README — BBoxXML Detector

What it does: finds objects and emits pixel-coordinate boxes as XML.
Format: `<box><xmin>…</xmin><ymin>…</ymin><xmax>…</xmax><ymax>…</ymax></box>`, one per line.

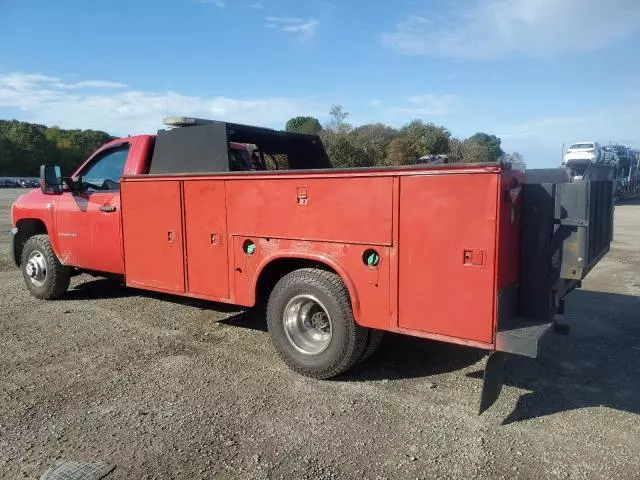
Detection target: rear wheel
<box><xmin>358</xmin><ymin>329</ymin><xmax>384</xmax><ymax>363</ymax></box>
<box><xmin>21</xmin><ymin>234</ymin><xmax>70</xmax><ymax>300</ymax></box>
<box><xmin>266</xmin><ymin>268</ymin><xmax>368</xmax><ymax>379</ymax></box>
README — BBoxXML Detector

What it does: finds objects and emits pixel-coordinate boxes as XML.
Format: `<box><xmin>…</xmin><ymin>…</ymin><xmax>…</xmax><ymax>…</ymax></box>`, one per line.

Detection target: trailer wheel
<box><xmin>358</xmin><ymin>329</ymin><xmax>384</xmax><ymax>363</ymax></box>
<box><xmin>267</xmin><ymin>268</ymin><xmax>368</xmax><ymax>379</ymax></box>
<box><xmin>20</xmin><ymin>234</ymin><xmax>70</xmax><ymax>300</ymax></box>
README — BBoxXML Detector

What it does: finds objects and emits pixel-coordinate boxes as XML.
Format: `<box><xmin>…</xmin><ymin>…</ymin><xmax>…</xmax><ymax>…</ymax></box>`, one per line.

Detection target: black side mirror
<box><xmin>40</xmin><ymin>164</ymin><xmax>63</xmax><ymax>195</ymax></box>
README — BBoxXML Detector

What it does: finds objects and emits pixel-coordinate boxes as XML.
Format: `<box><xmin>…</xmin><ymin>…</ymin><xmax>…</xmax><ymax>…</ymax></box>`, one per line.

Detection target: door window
<box><xmin>79</xmin><ymin>144</ymin><xmax>129</xmax><ymax>191</ymax></box>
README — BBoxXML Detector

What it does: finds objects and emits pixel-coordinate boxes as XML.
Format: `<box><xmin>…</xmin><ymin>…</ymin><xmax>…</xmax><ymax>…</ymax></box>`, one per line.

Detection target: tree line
<box><xmin>0</xmin><ymin>120</ymin><xmax>115</xmax><ymax>176</ymax></box>
<box><xmin>0</xmin><ymin>109</ymin><xmax>521</xmax><ymax>176</ymax></box>
<box><xmin>287</xmin><ymin>105</ymin><xmax>522</xmax><ymax>168</ymax></box>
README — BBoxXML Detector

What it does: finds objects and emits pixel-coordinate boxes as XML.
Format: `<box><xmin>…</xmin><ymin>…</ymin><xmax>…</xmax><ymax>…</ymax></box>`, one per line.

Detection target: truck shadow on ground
<box><xmin>65</xmin><ymin>280</ymin><xmax>640</xmax><ymax>420</ymax></box>
<box><xmin>64</xmin><ymin>278</ymin><xmax>244</xmax><ymax>313</ymax></box>
<box><xmin>471</xmin><ymin>289</ymin><xmax>640</xmax><ymax>424</ymax></box>
<box><xmin>64</xmin><ymin>279</ymin><xmax>484</xmax><ymax>381</ymax></box>
<box><xmin>341</xmin><ymin>336</ymin><xmax>484</xmax><ymax>382</ymax></box>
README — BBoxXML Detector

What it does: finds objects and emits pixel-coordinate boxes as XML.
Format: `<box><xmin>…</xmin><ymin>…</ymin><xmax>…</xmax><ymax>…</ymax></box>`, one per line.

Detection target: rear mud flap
<box><xmin>479</xmin><ymin>351</ymin><xmax>506</xmax><ymax>414</ymax></box>
<box><xmin>479</xmin><ymin>321</ymin><xmax>553</xmax><ymax>414</ymax></box>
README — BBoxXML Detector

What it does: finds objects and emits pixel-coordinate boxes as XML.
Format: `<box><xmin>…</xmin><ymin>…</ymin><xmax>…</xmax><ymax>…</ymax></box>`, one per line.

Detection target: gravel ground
<box><xmin>0</xmin><ymin>188</ymin><xmax>639</xmax><ymax>479</ymax></box>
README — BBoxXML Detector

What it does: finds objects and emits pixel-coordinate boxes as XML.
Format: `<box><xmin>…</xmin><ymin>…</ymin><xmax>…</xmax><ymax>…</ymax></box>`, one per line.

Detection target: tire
<box><xmin>21</xmin><ymin>234</ymin><xmax>70</xmax><ymax>300</ymax></box>
<box><xmin>266</xmin><ymin>268</ymin><xmax>368</xmax><ymax>379</ymax></box>
<box><xmin>358</xmin><ymin>329</ymin><xmax>384</xmax><ymax>363</ymax></box>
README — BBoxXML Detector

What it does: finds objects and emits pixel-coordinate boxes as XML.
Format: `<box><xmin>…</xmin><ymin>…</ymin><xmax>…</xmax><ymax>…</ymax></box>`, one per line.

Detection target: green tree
<box><xmin>448</xmin><ymin>137</ymin><xmax>464</xmax><ymax>163</ymax></box>
<box><xmin>401</xmin><ymin>120</ymin><xmax>451</xmax><ymax>156</ymax></box>
<box><xmin>0</xmin><ymin>120</ymin><xmax>52</xmax><ymax>176</ymax></box>
<box><xmin>324</xmin><ymin>133</ymin><xmax>371</xmax><ymax>168</ymax></box>
<box><xmin>327</xmin><ymin>105</ymin><xmax>352</xmax><ymax>134</ymax></box>
<box><xmin>466</xmin><ymin>132</ymin><xmax>503</xmax><ymax>162</ymax></box>
<box><xmin>462</xmin><ymin>139</ymin><xmax>490</xmax><ymax>163</ymax></box>
<box><xmin>285</xmin><ymin>116</ymin><xmax>322</xmax><ymax>135</ymax></box>
<box><xmin>350</xmin><ymin>123</ymin><xmax>399</xmax><ymax>166</ymax></box>
<box><xmin>0</xmin><ymin>119</ymin><xmax>114</xmax><ymax>176</ymax></box>
<box><xmin>386</xmin><ymin>137</ymin><xmax>416</xmax><ymax>166</ymax></box>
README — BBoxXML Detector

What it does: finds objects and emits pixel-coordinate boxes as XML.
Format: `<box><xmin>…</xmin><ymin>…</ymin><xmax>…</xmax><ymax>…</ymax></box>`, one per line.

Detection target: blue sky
<box><xmin>1</xmin><ymin>0</ymin><xmax>639</xmax><ymax>167</ymax></box>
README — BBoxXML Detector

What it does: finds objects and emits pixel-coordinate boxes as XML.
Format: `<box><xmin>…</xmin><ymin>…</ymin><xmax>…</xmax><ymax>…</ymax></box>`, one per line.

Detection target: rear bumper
<box><xmin>495</xmin><ymin>320</ymin><xmax>552</xmax><ymax>358</ymax></box>
<box><xmin>10</xmin><ymin>227</ymin><xmax>19</xmax><ymax>267</ymax></box>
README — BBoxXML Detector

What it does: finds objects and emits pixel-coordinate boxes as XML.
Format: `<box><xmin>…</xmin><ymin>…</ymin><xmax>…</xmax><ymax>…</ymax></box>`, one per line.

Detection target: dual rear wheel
<box><xmin>266</xmin><ymin>268</ymin><xmax>383</xmax><ymax>379</ymax></box>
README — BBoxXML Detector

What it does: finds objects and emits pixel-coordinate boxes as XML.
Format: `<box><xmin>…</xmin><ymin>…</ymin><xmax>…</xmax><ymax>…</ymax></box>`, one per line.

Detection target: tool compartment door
<box><xmin>183</xmin><ymin>180</ymin><xmax>230</xmax><ymax>299</ymax></box>
<box><xmin>121</xmin><ymin>180</ymin><xmax>185</xmax><ymax>292</ymax></box>
<box><xmin>398</xmin><ymin>174</ymin><xmax>498</xmax><ymax>343</ymax></box>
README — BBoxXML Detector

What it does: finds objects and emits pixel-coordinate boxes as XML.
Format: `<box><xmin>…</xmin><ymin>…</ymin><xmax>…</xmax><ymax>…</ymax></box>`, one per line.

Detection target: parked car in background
<box><xmin>563</xmin><ymin>141</ymin><xmax>602</xmax><ymax>164</ymax></box>
<box><xmin>20</xmin><ymin>178</ymin><xmax>39</xmax><ymax>188</ymax></box>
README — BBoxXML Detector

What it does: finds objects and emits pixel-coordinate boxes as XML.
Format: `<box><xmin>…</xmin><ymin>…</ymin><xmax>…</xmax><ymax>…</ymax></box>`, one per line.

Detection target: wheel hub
<box><xmin>283</xmin><ymin>294</ymin><xmax>333</xmax><ymax>355</ymax></box>
<box><xmin>25</xmin><ymin>251</ymin><xmax>47</xmax><ymax>287</ymax></box>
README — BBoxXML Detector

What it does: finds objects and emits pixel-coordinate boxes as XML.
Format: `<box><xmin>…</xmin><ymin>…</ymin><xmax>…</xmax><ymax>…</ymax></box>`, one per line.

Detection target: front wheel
<box><xmin>21</xmin><ymin>234</ymin><xmax>70</xmax><ymax>300</ymax></box>
<box><xmin>266</xmin><ymin>268</ymin><xmax>368</xmax><ymax>379</ymax></box>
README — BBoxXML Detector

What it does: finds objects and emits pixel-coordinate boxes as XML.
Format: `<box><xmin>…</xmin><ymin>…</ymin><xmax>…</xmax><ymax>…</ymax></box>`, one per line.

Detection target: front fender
<box><xmin>11</xmin><ymin>190</ymin><xmax>60</xmax><ymax>262</ymax></box>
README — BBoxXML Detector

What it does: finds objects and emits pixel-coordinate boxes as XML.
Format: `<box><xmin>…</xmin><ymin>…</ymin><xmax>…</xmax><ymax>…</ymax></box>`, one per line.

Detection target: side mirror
<box><xmin>40</xmin><ymin>164</ymin><xmax>63</xmax><ymax>195</ymax></box>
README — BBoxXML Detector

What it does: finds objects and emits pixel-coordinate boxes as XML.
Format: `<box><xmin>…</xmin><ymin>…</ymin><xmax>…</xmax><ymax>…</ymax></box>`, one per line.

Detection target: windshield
<box><xmin>569</xmin><ymin>143</ymin><xmax>594</xmax><ymax>150</ymax></box>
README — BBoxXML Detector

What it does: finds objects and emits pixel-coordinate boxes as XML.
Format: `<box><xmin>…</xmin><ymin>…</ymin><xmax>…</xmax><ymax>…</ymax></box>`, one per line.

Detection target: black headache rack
<box><xmin>148</xmin><ymin>118</ymin><xmax>331</xmax><ymax>175</ymax></box>
<box><xmin>480</xmin><ymin>164</ymin><xmax>615</xmax><ymax>414</ymax></box>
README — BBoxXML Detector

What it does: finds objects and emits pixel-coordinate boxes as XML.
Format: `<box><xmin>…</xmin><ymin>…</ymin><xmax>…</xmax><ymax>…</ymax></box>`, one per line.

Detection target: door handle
<box><xmin>99</xmin><ymin>204</ymin><xmax>116</xmax><ymax>213</ymax></box>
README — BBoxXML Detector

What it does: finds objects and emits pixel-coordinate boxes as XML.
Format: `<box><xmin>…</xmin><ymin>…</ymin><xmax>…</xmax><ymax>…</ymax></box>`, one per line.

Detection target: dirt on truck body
<box><xmin>10</xmin><ymin>116</ymin><xmax>615</xmax><ymax>413</ymax></box>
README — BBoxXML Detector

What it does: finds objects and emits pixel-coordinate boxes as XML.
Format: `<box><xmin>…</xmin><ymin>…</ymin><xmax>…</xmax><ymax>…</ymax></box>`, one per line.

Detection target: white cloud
<box><xmin>369</xmin><ymin>94</ymin><xmax>458</xmax><ymax>118</ymax></box>
<box><xmin>382</xmin><ymin>0</ymin><xmax>640</xmax><ymax>59</ymax></box>
<box><xmin>0</xmin><ymin>72</ymin><xmax>326</xmax><ymax>135</ymax></box>
<box><xmin>401</xmin><ymin>93</ymin><xmax>460</xmax><ymax>115</ymax></box>
<box><xmin>264</xmin><ymin>16</ymin><xmax>318</xmax><ymax>39</ymax></box>
<box><xmin>58</xmin><ymin>80</ymin><xmax>126</xmax><ymax>89</ymax></box>
<box><xmin>250</xmin><ymin>3</ymin><xmax>263</xmax><ymax>9</ymax></box>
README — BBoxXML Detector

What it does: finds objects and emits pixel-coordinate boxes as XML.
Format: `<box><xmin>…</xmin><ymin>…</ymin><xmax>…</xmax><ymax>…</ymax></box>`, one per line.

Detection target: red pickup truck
<box><xmin>11</xmin><ymin>117</ymin><xmax>615</xmax><ymax>412</ymax></box>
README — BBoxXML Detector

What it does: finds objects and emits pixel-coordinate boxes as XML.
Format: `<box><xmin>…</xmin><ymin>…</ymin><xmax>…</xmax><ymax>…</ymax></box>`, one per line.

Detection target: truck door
<box><xmin>55</xmin><ymin>143</ymin><xmax>130</xmax><ymax>274</ymax></box>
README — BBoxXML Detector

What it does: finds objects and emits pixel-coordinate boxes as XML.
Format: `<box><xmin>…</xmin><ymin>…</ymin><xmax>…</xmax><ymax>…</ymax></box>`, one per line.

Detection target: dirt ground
<box><xmin>0</xmin><ymin>188</ymin><xmax>639</xmax><ymax>480</ymax></box>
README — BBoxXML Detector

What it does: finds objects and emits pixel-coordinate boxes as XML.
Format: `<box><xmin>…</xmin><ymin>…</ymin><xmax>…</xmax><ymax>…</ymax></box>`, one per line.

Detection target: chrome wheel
<box><xmin>25</xmin><ymin>250</ymin><xmax>47</xmax><ymax>288</ymax></box>
<box><xmin>283</xmin><ymin>294</ymin><xmax>332</xmax><ymax>355</ymax></box>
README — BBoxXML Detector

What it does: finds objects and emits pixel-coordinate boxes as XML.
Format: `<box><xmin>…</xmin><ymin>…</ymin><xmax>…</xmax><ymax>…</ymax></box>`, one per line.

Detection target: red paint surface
<box><xmin>121</xmin><ymin>180</ymin><xmax>185</xmax><ymax>291</ymax></box>
<box><xmin>226</xmin><ymin>177</ymin><xmax>394</xmax><ymax>246</ymax></box>
<box><xmin>231</xmin><ymin>237</ymin><xmax>391</xmax><ymax>327</ymax></box>
<box><xmin>397</xmin><ymin>174</ymin><xmax>499</xmax><ymax>343</ymax></box>
<box><xmin>183</xmin><ymin>181</ymin><xmax>230</xmax><ymax>299</ymax></box>
<box><xmin>55</xmin><ymin>190</ymin><xmax>123</xmax><ymax>272</ymax></box>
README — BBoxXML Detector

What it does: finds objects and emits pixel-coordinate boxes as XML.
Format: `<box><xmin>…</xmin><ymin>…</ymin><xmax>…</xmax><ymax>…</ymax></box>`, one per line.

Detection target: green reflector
<box><xmin>367</xmin><ymin>252</ymin><xmax>379</xmax><ymax>266</ymax></box>
<box><xmin>246</xmin><ymin>243</ymin><xmax>256</xmax><ymax>255</ymax></box>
